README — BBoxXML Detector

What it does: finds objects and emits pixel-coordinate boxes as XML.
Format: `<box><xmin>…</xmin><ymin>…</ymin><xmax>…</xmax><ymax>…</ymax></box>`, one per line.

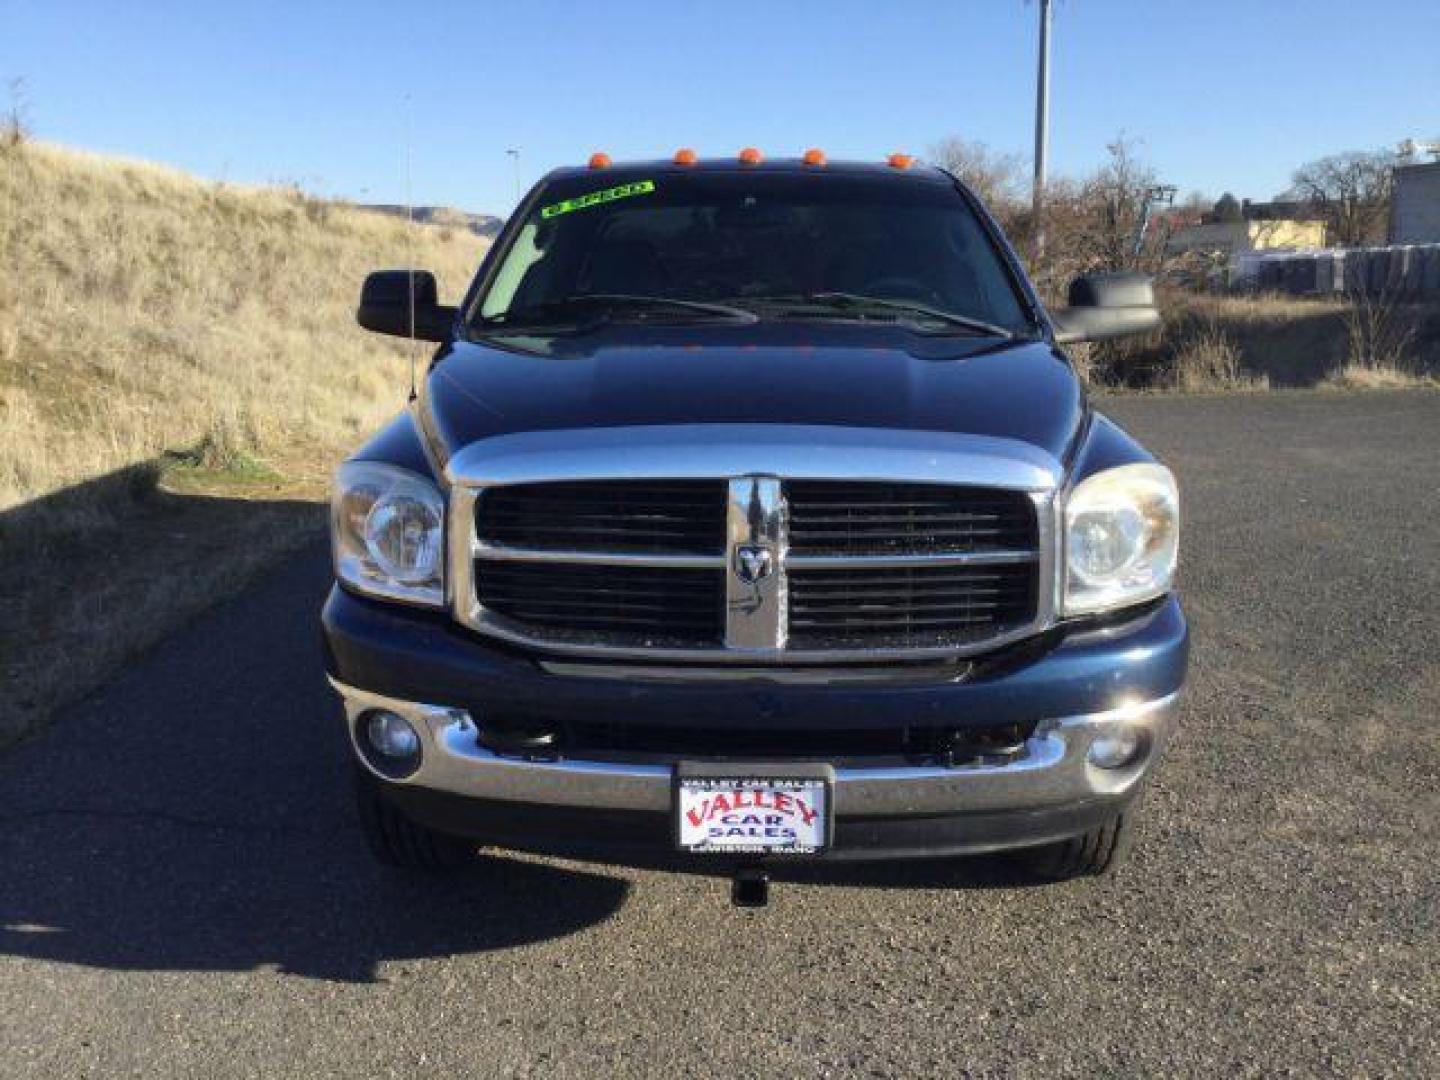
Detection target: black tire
<box><xmin>1021</xmin><ymin>809</ymin><xmax>1136</xmax><ymax>881</ymax></box>
<box><xmin>353</xmin><ymin>768</ymin><xmax>474</xmax><ymax>872</ymax></box>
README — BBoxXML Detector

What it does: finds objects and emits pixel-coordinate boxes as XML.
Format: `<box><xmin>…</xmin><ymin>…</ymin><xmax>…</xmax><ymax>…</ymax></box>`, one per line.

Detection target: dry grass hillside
<box><xmin>0</xmin><ymin>140</ymin><xmax>486</xmax><ymax>743</ymax></box>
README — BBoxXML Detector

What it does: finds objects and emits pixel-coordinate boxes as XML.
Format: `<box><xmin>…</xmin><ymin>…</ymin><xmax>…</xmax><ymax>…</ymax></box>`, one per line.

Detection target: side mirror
<box><xmin>356</xmin><ymin>270</ymin><xmax>457</xmax><ymax>342</ymax></box>
<box><xmin>1050</xmin><ymin>272</ymin><xmax>1161</xmax><ymax>344</ymax></box>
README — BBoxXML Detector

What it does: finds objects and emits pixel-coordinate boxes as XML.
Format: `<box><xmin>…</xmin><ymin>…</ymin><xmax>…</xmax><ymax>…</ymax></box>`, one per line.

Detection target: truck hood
<box><xmin>422</xmin><ymin>324</ymin><xmax>1085</xmax><ymax>465</ymax></box>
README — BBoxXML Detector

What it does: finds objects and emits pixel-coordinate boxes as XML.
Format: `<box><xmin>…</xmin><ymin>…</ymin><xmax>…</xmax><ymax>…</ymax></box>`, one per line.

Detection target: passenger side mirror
<box><xmin>1050</xmin><ymin>272</ymin><xmax>1161</xmax><ymax>344</ymax></box>
<box><xmin>356</xmin><ymin>270</ymin><xmax>457</xmax><ymax>342</ymax></box>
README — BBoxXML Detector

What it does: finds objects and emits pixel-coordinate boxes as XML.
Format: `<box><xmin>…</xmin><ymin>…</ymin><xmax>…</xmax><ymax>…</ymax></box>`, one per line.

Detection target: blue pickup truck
<box><xmin>323</xmin><ymin>150</ymin><xmax>1187</xmax><ymax>901</ymax></box>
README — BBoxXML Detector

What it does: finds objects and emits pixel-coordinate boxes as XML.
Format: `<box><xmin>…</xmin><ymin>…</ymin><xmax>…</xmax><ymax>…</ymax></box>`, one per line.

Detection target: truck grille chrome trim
<box><xmin>473</xmin><ymin>544</ymin><xmax>726</xmax><ymax>569</ymax></box>
<box><xmin>725</xmin><ymin>476</ymin><xmax>787</xmax><ymax>650</ymax></box>
<box><xmin>786</xmin><ymin>549</ymin><xmax>1039</xmax><ymax>569</ymax></box>
<box><xmin>446</xmin><ymin>425</ymin><xmax>1059</xmax><ymax>663</ymax></box>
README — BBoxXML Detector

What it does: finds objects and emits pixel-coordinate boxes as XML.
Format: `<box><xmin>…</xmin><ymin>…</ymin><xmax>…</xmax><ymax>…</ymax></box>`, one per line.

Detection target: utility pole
<box><xmin>1031</xmin><ymin>0</ymin><xmax>1052</xmax><ymax>266</ymax></box>
<box><xmin>506</xmin><ymin>148</ymin><xmax>522</xmax><ymax>201</ymax></box>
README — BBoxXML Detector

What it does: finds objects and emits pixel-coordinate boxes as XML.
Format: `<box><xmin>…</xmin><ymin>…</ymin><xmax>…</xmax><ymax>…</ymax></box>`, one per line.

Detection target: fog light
<box><xmin>357</xmin><ymin>709</ymin><xmax>422</xmax><ymax>779</ymax></box>
<box><xmin>1088</xmin><ymin>725</ymin><xmax>1144</xmax><ymax>770</ymax></box>
<box><xmin>366</xmin><ymin>710</ymin><xmax>420</xmax><ymax>758</ymax></box>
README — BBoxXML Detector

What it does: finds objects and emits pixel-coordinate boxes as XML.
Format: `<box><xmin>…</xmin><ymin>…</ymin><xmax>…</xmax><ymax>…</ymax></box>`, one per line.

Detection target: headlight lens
<box><xmin>331</xmin><ymin>462</ymin><xmax>445</xmax><ymax>606</ymax></box>
<box><xmin>1063</xmin><ymin>463</ymin><xmax>1178</xmax><ymax>616</ymax></box>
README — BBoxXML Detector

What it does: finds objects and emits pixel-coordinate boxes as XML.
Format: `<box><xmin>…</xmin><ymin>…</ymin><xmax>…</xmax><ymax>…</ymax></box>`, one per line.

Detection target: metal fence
<box><xmin>1231</xmin><ymin>244</ymin><xmax>1440</xmax><ymax>297</ymax></box>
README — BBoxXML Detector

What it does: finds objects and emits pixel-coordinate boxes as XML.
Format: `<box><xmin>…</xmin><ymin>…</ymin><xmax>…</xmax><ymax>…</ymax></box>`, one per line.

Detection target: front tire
<box><xmin>1021</xmin><ymin>809</ymin><xmax>1136</xmax><ymax>881</ymax></box>
<box><xmin>353</xmin><ymin>768</ymin><xmax>474</xmax><ymax>872</ymax></box>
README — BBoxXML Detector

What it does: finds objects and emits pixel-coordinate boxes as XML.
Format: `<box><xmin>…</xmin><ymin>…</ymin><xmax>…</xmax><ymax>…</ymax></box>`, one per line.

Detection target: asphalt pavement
<box><xmin>2</xmin><ymin>391</ymin><xmax>1437</xmax><ymax>1077</ymax></box>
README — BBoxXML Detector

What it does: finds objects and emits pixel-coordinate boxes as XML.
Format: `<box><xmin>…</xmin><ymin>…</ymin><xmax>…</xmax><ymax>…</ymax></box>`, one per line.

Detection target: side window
<box><xmin>481</xmin><ymin>219</ymin><xmax>547</xmax><ymax>318</ymax></box>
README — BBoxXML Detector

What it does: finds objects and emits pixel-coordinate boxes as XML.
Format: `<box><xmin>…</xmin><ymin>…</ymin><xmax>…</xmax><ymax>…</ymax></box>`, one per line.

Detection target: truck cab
<box><xmin>324</xmin><ymin>150</ymin><xmax>1186</xmax><ymax>893</ymax></box>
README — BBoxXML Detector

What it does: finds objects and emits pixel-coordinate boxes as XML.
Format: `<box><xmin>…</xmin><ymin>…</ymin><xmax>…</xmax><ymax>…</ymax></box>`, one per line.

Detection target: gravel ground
<box><xmin>1</xmin><ymin>391</ymin><xmax>1436</xmax><ymax>1078</ymax></box>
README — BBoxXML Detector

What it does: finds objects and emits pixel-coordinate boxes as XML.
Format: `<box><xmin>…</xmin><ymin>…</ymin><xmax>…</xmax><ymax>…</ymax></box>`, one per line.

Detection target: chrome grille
<box><xmin>480</xmin><ymin>480</ymin><xmax>725</xmax><ymax>555</ymax></box>
<box><xmin>461</xmin><ymin>473</ymin><xmax>1048</xmax><ymax>661</ymax></box>
<box><xmin>786</xmin><ymin>481</ymin><xmax>1036</xmax><ymax>555</ymax></box>
<box><xmin>788</xmin><ymin>564</ymin><xmax>1035</xmax><ymax>649</ymax></box>
<box><xmin>475</xmin><ymin>561</ymin><xmax>724</xmax><ymax>646</ymax></box>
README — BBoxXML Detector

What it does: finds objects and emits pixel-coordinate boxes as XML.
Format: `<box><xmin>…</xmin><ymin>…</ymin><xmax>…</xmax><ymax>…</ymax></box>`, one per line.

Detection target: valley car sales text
<box><xmin>685</xmin><ymin>788</ymin><xmax>820</xmax><ymax>845</ymax></box>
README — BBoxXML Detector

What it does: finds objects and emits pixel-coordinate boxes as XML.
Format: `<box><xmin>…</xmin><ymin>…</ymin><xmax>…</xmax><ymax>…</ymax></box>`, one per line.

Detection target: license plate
<box><xmin>675</xmin><ymin>775</ymin><xmax>830</xmax><ymax>855</ymax></box>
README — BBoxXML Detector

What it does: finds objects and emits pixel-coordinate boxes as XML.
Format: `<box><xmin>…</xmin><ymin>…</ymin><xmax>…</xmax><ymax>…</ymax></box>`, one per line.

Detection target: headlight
<box><xmin>331</xmin><ymin>462</ymin><xmax>445</xmax><ymax>607</ymax></box>
<box><xmin>1062</xmin><ymin>463</ymin><xmax>1178</xmax><ymax>616</ymax></box>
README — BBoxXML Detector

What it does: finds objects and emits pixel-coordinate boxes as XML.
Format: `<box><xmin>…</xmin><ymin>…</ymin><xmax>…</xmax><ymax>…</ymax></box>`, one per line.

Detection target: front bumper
<box><xmin>324</xmin><ymin>588</ymin><xmax>1188</xmax><ymax>862</ymax></box>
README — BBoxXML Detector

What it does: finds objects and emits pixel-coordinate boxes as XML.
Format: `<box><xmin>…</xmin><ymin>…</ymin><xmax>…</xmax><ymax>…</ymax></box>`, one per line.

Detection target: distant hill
<box><xmin>362</xmin><ymin>204</ymin><xmax>504</xmax><ymax>238</ymax></box>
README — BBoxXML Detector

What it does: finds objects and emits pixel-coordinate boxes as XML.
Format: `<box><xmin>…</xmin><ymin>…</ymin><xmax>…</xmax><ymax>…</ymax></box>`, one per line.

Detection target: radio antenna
<box><xmin>404</xmin><ymin>93</ymin><xmax>418</xmax><ymax>402</ymax></box>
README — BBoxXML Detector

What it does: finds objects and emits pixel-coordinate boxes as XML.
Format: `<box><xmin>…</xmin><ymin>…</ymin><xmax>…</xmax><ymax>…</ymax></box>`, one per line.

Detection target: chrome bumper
<box><xmin>331</xmin><ymin>678</ymin><xmax>1177</xmax><ymax>818</ymax></box>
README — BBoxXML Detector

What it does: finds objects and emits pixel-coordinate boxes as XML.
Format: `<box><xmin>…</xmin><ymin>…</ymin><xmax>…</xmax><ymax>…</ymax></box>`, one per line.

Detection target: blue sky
<box><xmin>4</xmin><ymin>0</ymin><xmax>1437</xmax><ymax>215</ymax></box>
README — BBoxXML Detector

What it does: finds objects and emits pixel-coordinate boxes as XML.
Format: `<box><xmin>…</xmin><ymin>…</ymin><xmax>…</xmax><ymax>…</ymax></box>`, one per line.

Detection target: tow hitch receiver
<box><xmin>731</xmin><ymin>867</ymin><xmax>770</xmax><ymax>908</ymax></box>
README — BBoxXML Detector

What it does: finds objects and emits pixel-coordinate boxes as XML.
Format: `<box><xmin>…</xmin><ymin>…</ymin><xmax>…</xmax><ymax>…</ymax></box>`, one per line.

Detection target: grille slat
<box><xmin>789</xmin><ymin>502</ymin><xmax>1018</xmax><ymax>512</ymax></box>
<box><xmin>793</xmin><ymin>598</ymin><xmax>1028</xmax><ymax>613</ymax></box>
<box><xmin>791</xmin><ymin>614</ymin><xmax>1000</xmax><ymax>628</ymax></box>
<box><xmin>792</xmin><ymin>514</ymin><xmax>1020</xmax><ymax>526</ymax></box>
<box><xmin>787</xmin><ymin>575</ymin><xmax>1023</xmax><ymax>590</ymax></box>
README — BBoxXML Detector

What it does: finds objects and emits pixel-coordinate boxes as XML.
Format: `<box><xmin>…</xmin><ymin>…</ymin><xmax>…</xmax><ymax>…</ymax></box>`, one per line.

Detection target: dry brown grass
<box><xmin>0</xmin><ymin>141</ymin><xmax>483</xmax><ymax>517</ymax></box>
<box><xmin>1164</xmin><ymin>311</ymin><xmax>1269</xmax><ymax>392</ymax></box>
<box><xmin>1316</xmin><ymin>289</ymin><xmax>1437</xmax><ymax>391</ymax></box>
<box><xmin>1332</xmin><ymin>288</ymin><xmax>1425</xmax><ymax>380</ymax></box>
<box><xmin>1094</xmin><ymin>289</ymin><xmax>1440</xmax><ymax>391</ymax></box>
<box><xmin>0</xmin><ymin>141</ymin><xmax>486</xmax><ymax>743</ymax></box>
<box><xmin>1321</xmin><ymin>365</ymin><xmax>1438</xmax><ymax>390</ymax></box>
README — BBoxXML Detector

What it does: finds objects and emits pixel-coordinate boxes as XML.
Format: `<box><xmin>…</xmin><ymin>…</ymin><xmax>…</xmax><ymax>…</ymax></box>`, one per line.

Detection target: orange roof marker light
<box><xmin>587</xmin><ymin>152</ymin><xmax>612</xmax><ymax>169</ymax></box>
<box><xmin>738</xmin><ymin>147</ymin><xmax>764</xmax><ymax>165</ymax></box>
<box><xmin>802</xmin><ymin>148</ymin><xmax>827</xmax><ymax>167</ymax></box>
<box><xmin>673</xmin><ymin>147</ymin><xmax>698</xmax><ymax>166</ymax></box>
<box><xmin>887</xmin><ymin>153</ymin><xmax>916</xmax><ymax>170</ymax></box>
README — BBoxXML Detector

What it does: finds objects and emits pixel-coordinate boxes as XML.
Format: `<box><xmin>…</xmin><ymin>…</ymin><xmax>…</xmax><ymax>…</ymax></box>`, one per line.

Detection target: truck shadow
<box><xmin>0</xmin><ymin>501</ymin><xmax>1031</xmax><ymax>985</ymax></box>
<box><xmin>0</xmin><ymin>518</ymin><xmax>635</xmax><ymax>983</ymax></box>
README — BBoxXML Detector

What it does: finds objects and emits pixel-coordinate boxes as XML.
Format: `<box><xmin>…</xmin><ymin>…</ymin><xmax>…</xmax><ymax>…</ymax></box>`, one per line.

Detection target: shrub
<box><xmin>1165</xmin><ymin>316</ymin><xmax>1267</xmax><ymax>391</ymax></box>
<box><xmin>1341</xmin><ymin>289</ymin><xmax>1415</xmax><ymax>374</ymax></box>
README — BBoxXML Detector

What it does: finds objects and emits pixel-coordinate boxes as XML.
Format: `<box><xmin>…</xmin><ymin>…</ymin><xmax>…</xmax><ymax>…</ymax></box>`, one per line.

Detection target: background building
<box><xmin>1389</xmin><ymin>162</ymin><xmax>1440</xmax><ymax>244</ymax></box>
<box><xmin>1167</xmin><ymin>218</ymin><xmax>1326</xmax><ymax>256</ymax></box>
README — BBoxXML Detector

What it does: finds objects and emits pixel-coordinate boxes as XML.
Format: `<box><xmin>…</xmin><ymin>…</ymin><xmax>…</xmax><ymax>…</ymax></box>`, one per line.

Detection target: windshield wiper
<box><xmin>743</xmin><ymin>292</ymin><xmax>1015</xmax><ymax>339</ymax></box>
<box><xmin>478</xmin><ymin>293</ymin><xmax>758</xmax><ymax>331</ymax></box>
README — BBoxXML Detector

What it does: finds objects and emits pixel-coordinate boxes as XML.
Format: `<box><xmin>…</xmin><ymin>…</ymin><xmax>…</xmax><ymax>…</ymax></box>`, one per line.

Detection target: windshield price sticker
<box><xmin>540</xmin><ymin>179</ymin><xmax>656</xmax><ymax>219</ymax></box>
<box><xmin>677</xmin><ymin>777</ymin><xmax>829</xmax><ymax>854</ymax></box>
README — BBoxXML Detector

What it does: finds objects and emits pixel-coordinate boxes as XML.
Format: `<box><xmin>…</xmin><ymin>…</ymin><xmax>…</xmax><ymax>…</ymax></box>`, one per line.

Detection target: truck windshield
<box><xmin>472</xmin><ymin>171</ymin><xmax>1032</xmax><ymax>336</ymax></box>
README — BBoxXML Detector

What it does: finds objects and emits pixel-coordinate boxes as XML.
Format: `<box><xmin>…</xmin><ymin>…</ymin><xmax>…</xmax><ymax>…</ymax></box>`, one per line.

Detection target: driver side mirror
<box><xmin>1050</xmin><ymin>272</ymin><xmax>1161</xmax><ymax>344</ymax></box>
<box><xmin>356</xmin><ymin>270</ymin><xmax>457</xmax><ymax>342</ymax></box>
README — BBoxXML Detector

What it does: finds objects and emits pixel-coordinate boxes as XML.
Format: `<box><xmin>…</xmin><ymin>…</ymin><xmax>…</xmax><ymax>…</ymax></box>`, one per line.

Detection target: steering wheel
<box><xmin>859</xmin><ymin>277</ymin><xmax>946</xmax><ymax>308</ymax></box>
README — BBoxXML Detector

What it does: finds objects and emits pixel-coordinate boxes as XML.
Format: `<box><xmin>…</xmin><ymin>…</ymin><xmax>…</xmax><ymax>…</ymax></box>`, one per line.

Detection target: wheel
<box><xmin>1021</xmin><ymin>809</ymin><xmax>1136</xmax><ymax>881</ymax></box>
<box><xmin>353</xmin><ymin>767</ymin><xmax>473</xmax><ymax>872</ymax></box>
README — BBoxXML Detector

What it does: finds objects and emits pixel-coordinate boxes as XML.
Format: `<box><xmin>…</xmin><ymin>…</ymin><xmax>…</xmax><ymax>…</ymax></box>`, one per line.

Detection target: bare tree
<box><xmin>1289</xmin><ymin>150</ymin><xmax>1394</xmax><ymax>247</ymax></box>
<box><xmin>1084</xmin><ymin>137</ymin><xmax>1160</xmax><ymax>271</ymax></box>
<box><xmin>1180</xmin><ymin>190</ymin><xmax>1211</xmax><ymax>216</ymax></box>
<box><xmin>927</xmin><ymin>137</ymin><xmax>1025</xmax><ymax>215</ymax></box>
<box><xmin>927</xmin><ymin>134</ymin><xmax>1185</xmax><ymax>301</ymax></box>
